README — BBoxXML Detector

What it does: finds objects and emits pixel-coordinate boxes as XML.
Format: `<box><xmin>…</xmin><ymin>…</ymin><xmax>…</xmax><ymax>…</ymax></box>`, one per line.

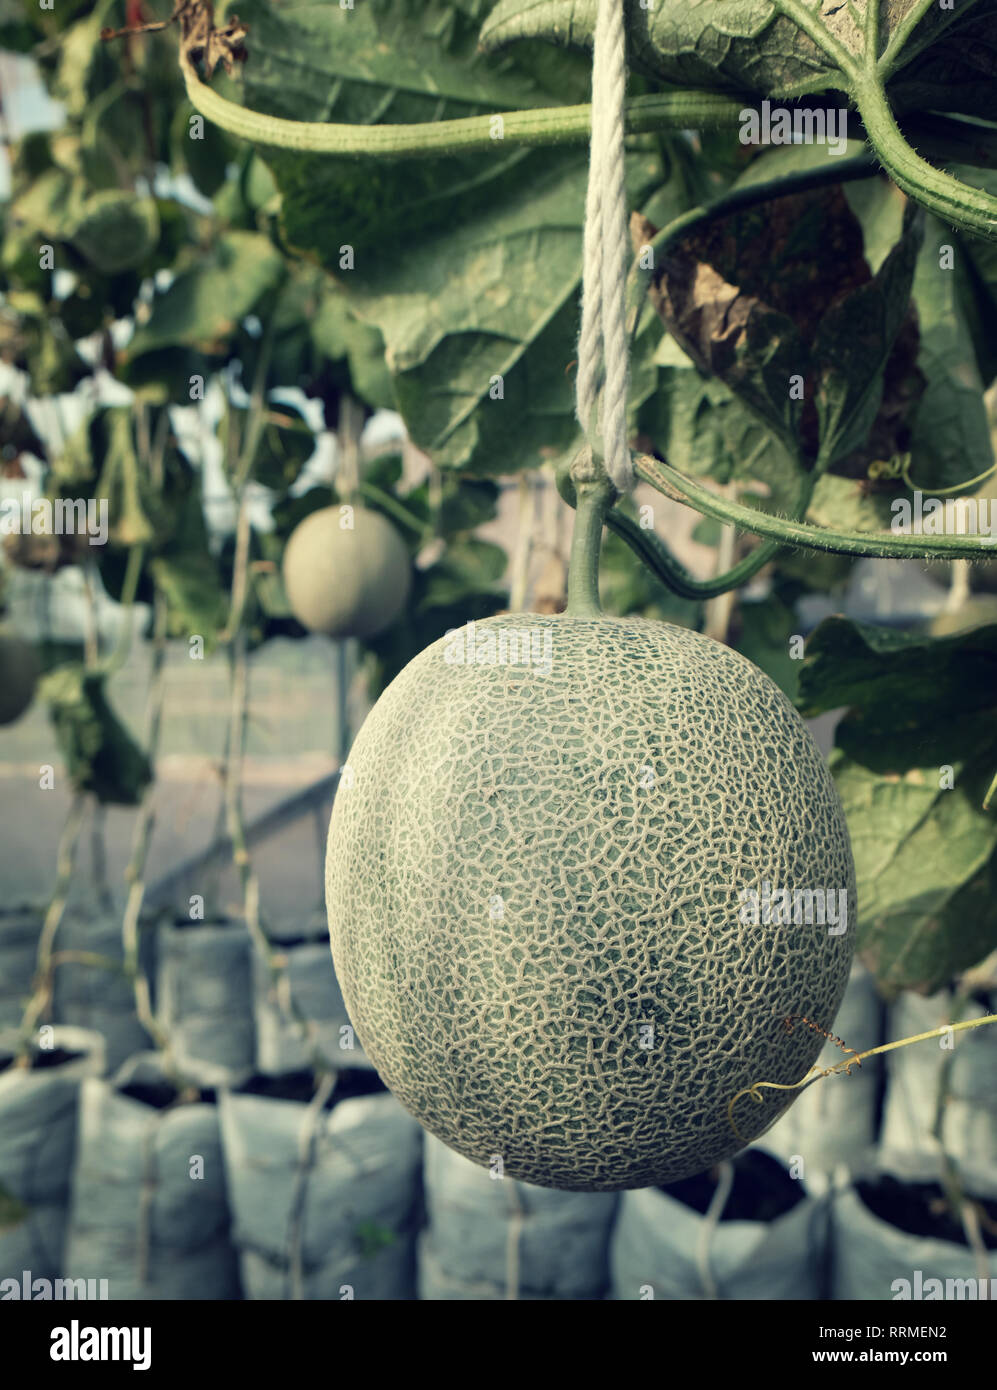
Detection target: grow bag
<box><xmin>831</xmin><ymin>1172</ymin><xmax>997</xmax><ymax>1300</ymax></box>
<box><xmin>63</xmin><ymin>1054</ymin><xmax>241</xmax><ymax>1299</ymax></box>
<box><xmin>52</xmin><ymin>914</ymin><xmax>151</xmax><ymax>1075</ymax></box>
<box><xmin>0</xmin><ymin>910</ymin><xmax>41</xmax><ymax>1031</ymax></box>
<box><xmin>219</xmin><ymin>1080</ymin><xmax>422</xmax><ymax>1300</ymax></box>
<box><xmin>253</xmin><ymin>940</ymin><xmax>372</xmax><ymax>1075</ymax></box>
<box><xmin>610</xmin><ymin>1151</ymin><xmax>827</xmax><ymax>1300</ymax></box>
<box><xmin>418</xmin><ymin>1133</ymin><xmax>618</xmax><ymax>1300</ymax></box>
<box><xmin>754</xmin><ymin>961</ymin><xmax>883</xmax><ymax>1187</ymax></box>
<box><xmin>881</xmin><ymin>989</ymin><xmax>997</xmax><ymax>1179</ymax></box>
<box><xmin>156</xmin><ymin>922</ymin><xmax>255</xmax><ymax>1087</ymax></box>
<box><xmin>0</xmin><ymin>1027</ymin><xmax>104</xmax><ymax>1286</ymax></box>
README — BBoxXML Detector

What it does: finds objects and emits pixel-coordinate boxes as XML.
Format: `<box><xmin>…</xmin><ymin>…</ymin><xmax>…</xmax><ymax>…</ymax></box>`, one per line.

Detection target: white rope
<box><xmin>575</xmin><ymin>0</ymin><xmax>632</xmax><ymax>493</ymax></box>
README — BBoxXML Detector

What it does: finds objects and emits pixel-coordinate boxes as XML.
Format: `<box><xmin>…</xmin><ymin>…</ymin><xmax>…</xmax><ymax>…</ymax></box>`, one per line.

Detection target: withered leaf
<box><xmin>635</xmin><ymin>186</ymin><xmax>924</xmax><ymax>469</ymax></box>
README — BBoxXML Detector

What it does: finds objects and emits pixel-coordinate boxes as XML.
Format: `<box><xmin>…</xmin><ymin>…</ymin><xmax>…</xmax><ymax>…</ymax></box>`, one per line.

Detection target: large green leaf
<box><xmin>348</xmin><ymin>153</ymin><xmax>587</xmax><ymax>474</ymax></box>
<box><xmin>845</xmin><ymin>179</ymin><xmax>995</xmax><ymax>489</ymax></box>
<box><xmin>201</xmin><ymin>0</ymin><xmax>659</xmax><ymax>474</ymax></box>
<box><xmin>40</xmin><ymin>665</ymin><xmax>152</xmax><ymax>806</ymax></box>
<box><xmin>799</xmin><ymin>617</ymin><xmax>997</xmax><ymax>994</ymax></box>
<box><xmin>217</xmin><ymin>401</ymin><xmax>316</xmax><ymax>493</ymax></box>
<box><xmin>481</xmin><ymin>0</ymin><xmax>997</xmax><ymax>115</ymax></box>
<box><xmin>634</xmin><ymin>334</ymin><xmax>804</xmax><ymax>511</ymax></box>
<box><xmin>125</xmin><ymin>230</ymin><xmax>285</xmax><ymax>361</ymax></box>
<box><xmin>218</xmin><ymin>0</ymin><xmax>590</xmax><ymax>265</ymax></box>
<box><xmin>812</xmin><ymin>201</ymin><xmax>924</xmax><ymax>468</ymax></box>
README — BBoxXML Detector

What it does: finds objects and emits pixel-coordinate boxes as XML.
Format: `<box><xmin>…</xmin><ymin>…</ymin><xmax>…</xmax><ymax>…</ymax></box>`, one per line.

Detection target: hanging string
<box><xmin>575</xmin><ymin>0</ymin><xmax>632</xmax><ymax>493</ymax></box>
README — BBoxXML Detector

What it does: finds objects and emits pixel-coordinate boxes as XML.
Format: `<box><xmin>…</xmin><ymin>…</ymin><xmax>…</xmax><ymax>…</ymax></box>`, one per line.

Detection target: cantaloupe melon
<box><xmin>0</xmin><ymin>630</ymin><xmax>39</xmax><ymax>726</ymax></box>
<box><xmin>325</xmin><ymin>613</ymin><xmax>856</xmax><ymax>1191</ymax></box>
<box><xmin>282</xmin><ymin>506</ymin><xmax>410</xmax><ymax>639</ymax></box>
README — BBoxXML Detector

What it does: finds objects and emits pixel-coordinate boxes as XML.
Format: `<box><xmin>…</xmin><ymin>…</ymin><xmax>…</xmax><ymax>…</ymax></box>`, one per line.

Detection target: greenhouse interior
<box><xmin>1</xmin><ymin>0</ymin><xmax>996</xmax><ymax>1333</ymax></box>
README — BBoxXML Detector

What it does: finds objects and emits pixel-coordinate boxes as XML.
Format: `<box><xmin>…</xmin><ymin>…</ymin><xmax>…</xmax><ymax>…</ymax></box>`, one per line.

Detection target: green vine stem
<box><xmin>930</xmin><ymin>989</ymin><xmax>992</xmax><ymax>1281</ymax></box>
<box><xmin>357</xmin><ymin>481</ymin><xmax>431</xmax><ymax>542</ymax></box>
<box><xmin>634</xmin><ymin>452</ymin><xmax>997</xmax><ymax>560</ymax></box>
<box><xmin>607</xmin><ymin>509</ymin><xmax>782</xmax><ymax>600</ymax></box>
<box><xmin>565</xmin><ymin>449</ymin><xmax>615</xmax><ymax>617</ymax></box>
<box><xmin>179</xmin><ymin>58</ymin><xmax>747</xmax><ymax>155</ymax></box>
<box><xmin>853</xmin><ymin>74</ymin><xmax>997</xmax><ymax>241</ymax></box>
<box><xmin>728</xmin><ymin>1011</ymin><xmax>997</xmax><ymax>1142</ymax></box>
<box><xmin>219</xmin><ymin>362</ymin><xmax>338</xmax><ymax>1081</ymax></box>
<box><xmin>605</xmin><ymin>458</ymin><xmax>819</xmax><ymax>599</ymax></box>
<box><xmin>17</xmin><ymin>792</ymin><xmax>88</xmax><ymax>1057</ymax></box>
<box><xmin>121</xmin><ymin>586</ymin><xmax>172</xmax><ymax>1056</ymax></box>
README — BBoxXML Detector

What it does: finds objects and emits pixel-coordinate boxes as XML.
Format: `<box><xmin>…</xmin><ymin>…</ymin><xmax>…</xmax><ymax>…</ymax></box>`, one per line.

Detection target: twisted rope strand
<box><xmin>576</xmin><ymin>0</ymin><xmax>632</xmax><ymax>492</ymax></box>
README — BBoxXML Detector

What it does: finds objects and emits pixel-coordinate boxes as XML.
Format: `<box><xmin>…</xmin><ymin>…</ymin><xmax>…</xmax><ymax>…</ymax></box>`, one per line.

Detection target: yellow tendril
<box><xmin>727</xmin><ymin>1012</ymin><xmax>997</xmax><ymax>1143</ymax></box>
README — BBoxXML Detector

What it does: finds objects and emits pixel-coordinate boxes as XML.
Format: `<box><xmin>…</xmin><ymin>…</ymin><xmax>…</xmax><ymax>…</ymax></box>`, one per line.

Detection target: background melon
<box><xmin>0</xmin><ymin>631</ymin><xmax>40</xmax><ymax>727</ymax></box>
<box><xmin>282</xmin><ymin>506</ymin><xmax>411</xmax><ymax>639</ymax></box>
<box><xmin>325</xmin><ymin>613</ymin><xmax>857</xmax><ymax>1192</ymax></box>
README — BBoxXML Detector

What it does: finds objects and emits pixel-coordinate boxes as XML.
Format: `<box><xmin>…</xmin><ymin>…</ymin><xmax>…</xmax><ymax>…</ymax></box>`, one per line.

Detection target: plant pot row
<box><xmin>2</xmin><ymin>1030</ymin><xmax>995</xmax><ymax>1301</ymax></box>
<box><xmin>0</xmin><ymin>911</ymin><xmax>370</xmax><ymax>1084</ymax></box>
<box><xmin>0</xmin><ymin>1032</ymin><xmax>421</xmax><ymax>1299</ymax></box>
<box><xmin>1</xmin><ymin>953</ymin><xmax>995</xmax><ymax>1300</ymax></box>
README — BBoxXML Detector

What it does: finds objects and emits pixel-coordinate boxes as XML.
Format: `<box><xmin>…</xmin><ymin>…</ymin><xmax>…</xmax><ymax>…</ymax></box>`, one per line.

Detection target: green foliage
<box><xmin>39</xmin><ymin>665</ymin><xmax>152</xmax><ymax>805</ymax></box>
<box><xmin>799</xmin><ymin>618</ymin><xmax>997</xmax><ymax>994</ymax></box>
<box><xmin>482</xmin><ymin>0</ymin><xmax>997</xmax><ymax>116</ymax></box>
<box><xmin>3</xmin><ymin>0</ymin><xmax>997</xmax><ymax>1007</ymax></box>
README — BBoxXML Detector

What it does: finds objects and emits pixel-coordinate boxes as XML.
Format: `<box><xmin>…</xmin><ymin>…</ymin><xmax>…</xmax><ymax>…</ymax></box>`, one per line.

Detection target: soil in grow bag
<box><xmin>855</xmin><ymin>1175</ymin><xmax>997</xmax><ymax>1250</ymax></box>
<box><xmin>663</xmin><ymin>1149</ymin><xmax>808</xmax><ymax>1221</ymax></box>
<box><xmin>236</xmin><ymin>1067</ymin><xmax>386</xmax><ymax>1107</ymax></box>
<box><xmin>610</xmin><ymin>1148</ymin><xmax>824</xmax><ymax>1300</ymax></box>
<box><xmin>0</xmin><ymin>1047</ymin><xmax>84</xmax><ymax>1074</ymax></box>
<box><xmin>831</xmin><ymin>1169</ymin><xmax>997</xmax><ymax>1299</ymax></box>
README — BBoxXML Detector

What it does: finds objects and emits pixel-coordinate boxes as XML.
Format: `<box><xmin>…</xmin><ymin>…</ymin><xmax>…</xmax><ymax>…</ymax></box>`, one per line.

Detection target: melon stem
<box><xmin>566</xmin><ymin>468</ymin><xmax>614</xmax><ymax>617</ymax></box>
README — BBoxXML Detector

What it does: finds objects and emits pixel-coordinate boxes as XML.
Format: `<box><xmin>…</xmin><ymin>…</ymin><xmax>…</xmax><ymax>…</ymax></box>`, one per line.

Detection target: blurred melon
<box><xmin>282</xmin><ymin>506</ymin><xmax>411</xmax><ymax>639</ymax></box>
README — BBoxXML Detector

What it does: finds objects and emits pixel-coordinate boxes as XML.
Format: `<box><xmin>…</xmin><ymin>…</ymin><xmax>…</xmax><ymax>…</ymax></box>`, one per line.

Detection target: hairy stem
<box><xmin>181</xmin><ymin>60</ymin><xmax>747</xmax><ymax>156</ymax></box>
<box><xmin>854</xmin><ymin>75</ymin><xmax>997</xmax><ymax>241</ymax></box>
<box><xmin>606</xmin><ymin>510</ymin><xmax>780</xmax><ymax>600</ymax></box>
<box><xmin>634</xmin><ymin>452</ymin><xmax>997</xmax><ymax>559</ymax></box>
<box><xmin>729</xmin><ymin>1012</ymin><xmax>997</xmax><ymax>1141</ymax></box>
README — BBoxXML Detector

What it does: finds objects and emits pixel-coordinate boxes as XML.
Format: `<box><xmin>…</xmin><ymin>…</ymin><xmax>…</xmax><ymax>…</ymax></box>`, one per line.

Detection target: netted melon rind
<box><xmin>325</xmin><ymin>614</ymin><xmax>856</xmax><ymax>1191</ymax></box>
<box><xmin>282</xmin><ymin>506</ymin><xmax>411</xmax><ymax>639</ymax></box>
